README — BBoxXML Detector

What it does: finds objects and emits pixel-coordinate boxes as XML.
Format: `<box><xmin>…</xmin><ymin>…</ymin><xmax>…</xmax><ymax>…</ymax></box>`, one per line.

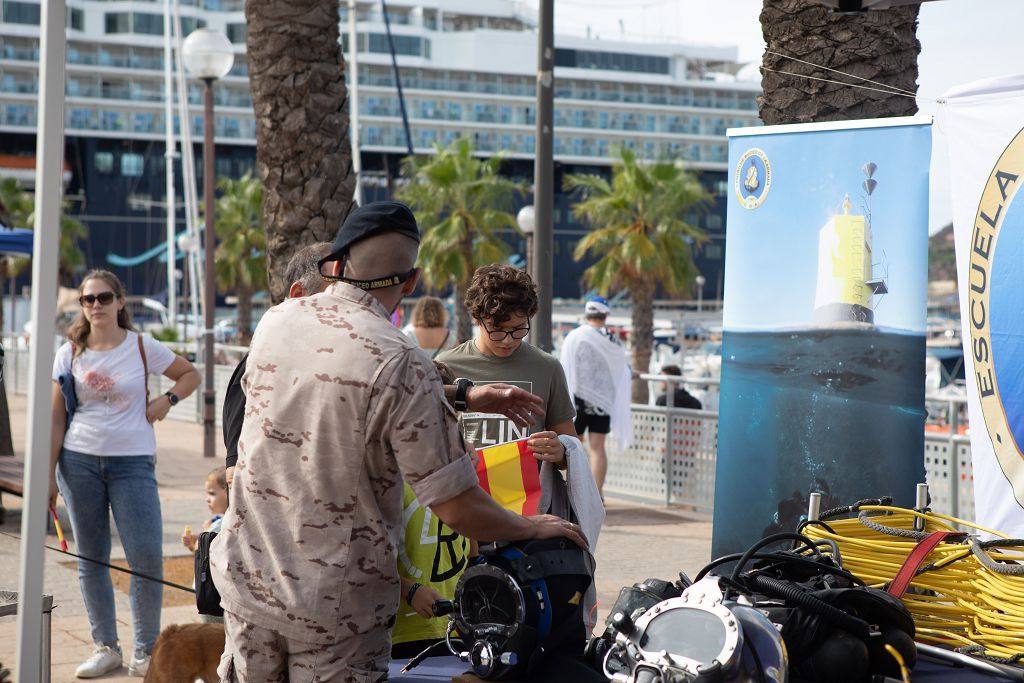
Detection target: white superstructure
<box><xmin>0</xmin><ymin>0</ymin><xmax>761</xmax><ymax>168</ymax></box>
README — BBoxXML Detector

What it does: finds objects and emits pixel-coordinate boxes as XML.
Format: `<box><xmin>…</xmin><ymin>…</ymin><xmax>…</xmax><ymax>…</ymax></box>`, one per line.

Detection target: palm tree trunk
<box><xmin>630</xmin><ymin>280</ymin><xmax>655</xmax><ymax>404</ymax></box>
<box><xmin>237</xmin><ymin>283</ymin><xmax>253</xmax><ymax>346</ymax></box>
<box><xmin>454</xmin><ymin>236</ymin><xmax>474</xmax><ymax>342</ymax></box>
<box><xmin>759</xmin><ymin>0</ymin><xmax>920</xmax><ymax>125</ymax></box>
<box><xmin>247</xmin><ymin>0</ymin><xmax>356</xmax><ymax>303</ymax></box>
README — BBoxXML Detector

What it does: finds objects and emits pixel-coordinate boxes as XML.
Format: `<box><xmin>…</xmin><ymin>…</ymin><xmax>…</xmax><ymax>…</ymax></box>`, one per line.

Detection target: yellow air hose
<box><xmin>801</xmin><ymin>504</ymin><xmax>1024</xmax><ymax>661</ymax></box>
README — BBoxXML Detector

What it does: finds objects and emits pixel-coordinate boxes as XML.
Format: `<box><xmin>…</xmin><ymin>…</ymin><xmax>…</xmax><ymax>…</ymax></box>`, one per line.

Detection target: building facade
<box><xmin>0</xmin><ymin>0</ymin><xmax>760</xmax><ymax>300</ymax></box>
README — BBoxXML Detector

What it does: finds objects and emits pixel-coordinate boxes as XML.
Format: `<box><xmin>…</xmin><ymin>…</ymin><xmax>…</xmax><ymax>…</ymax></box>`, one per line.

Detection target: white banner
<box><xmin>945</xmin><ymin>74</ymin><xmax>1024</xmax><ymax>536</ymax></box>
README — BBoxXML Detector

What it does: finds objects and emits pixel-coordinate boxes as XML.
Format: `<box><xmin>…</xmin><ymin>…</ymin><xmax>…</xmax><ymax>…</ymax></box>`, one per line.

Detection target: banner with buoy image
<box><xmin>713</xmin><ymin>117</ymin><xmax>932</xmax><ymax>557</ymax></box>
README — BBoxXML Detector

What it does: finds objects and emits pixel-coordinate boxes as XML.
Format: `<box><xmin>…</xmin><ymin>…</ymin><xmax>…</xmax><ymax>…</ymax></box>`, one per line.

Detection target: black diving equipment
<box><xmin>446</xmin><ymin>537</ymin><xmax>594</xmax><ymax>680</ymax></box>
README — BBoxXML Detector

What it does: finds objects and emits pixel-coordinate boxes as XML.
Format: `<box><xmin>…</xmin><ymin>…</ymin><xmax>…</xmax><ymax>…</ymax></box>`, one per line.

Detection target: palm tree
<box><xmin>566</xmin><ymin>148</ymin><xmax>710</xmax><ymax>402</ymax></box>
<box><xmin>396</xmin><ymin>139</ymin><xmax>526</xmax><ymax>341</ymax></box>
<box><xmin>759</xmin><ymin>1</ymin><xmax>920</xmax><ymax>125</ymax></box>
<box><xmin>245</xmin><ymin>0</ymin><xmax>356</xmax><ymax>302</ymax></box>
<box><xmin>212</xmin><ymin>172</ymin><xmax>265</xmax><ymax>346</ymax></box>
<box><xmin>0</xmin><ymin>177</ymin><xmax>87</xmax><ymax>456</ymax></box>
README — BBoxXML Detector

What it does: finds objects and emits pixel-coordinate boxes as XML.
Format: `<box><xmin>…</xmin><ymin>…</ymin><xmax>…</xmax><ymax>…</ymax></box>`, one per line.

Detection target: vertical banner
<box><xmin>712</xmin><ymin>118</ymin><xmax>931</xmax><ymax>557</ymax></box>
<box><xmin>945</xmin><ymin>76</ymin><xmax>1024</xmax><ymax>537</ymax></box>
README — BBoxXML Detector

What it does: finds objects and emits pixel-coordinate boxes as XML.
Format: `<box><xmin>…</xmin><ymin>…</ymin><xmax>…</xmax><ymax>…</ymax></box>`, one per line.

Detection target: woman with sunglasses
<box><xmin>48</xmin><ymin>269</ymin><xmax>200</xmax><ymax>679</ymax></box>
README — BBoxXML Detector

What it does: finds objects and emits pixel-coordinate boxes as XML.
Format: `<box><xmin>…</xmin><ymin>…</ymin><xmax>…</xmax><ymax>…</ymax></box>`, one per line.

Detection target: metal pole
<box><xmin>163</xmin><ymin>0</ymin><xmax>177</xmax><ymax>321</ymax></box>
<box><xmin>664</xmin><ymin>376</ymin><xmax>674</xmax><ymax>507</ymax></box>
<box><xmin>533</xmin><ymin>0</ymin><xmax>554</xmax><ymax>352</ymax></box>
<box><xmin>202</xmin><ymin>80</ymin><xmax>216</xmax><ymax>458</ymax></box>
<box><xmin>18</xmin><ymin>0</ymin><xmax>66</xmax><ymax>677</ymax></box>
<box><xmin>348</xmin><ymin>0</ymin><xmax>362</xmax><ymax>205</ymax></box>
<box><xmin>381</xmin><ymin>0</ymin><xmax>414</xmax><ymax>156</ymax></box>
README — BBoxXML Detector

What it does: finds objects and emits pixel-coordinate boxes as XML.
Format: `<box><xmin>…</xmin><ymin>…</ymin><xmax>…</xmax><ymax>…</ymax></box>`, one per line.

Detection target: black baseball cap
<box><xmin>319</xmin><ymin>201</ymin><xmax>422</xmax><ymax>289</ymax></box>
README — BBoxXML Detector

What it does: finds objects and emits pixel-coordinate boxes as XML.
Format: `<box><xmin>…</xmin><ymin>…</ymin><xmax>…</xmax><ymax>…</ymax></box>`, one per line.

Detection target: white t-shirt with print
<box><xmin>52</xmin><ymin>330</ymin><xmax>176</xmax><ymax>456</ymax></box>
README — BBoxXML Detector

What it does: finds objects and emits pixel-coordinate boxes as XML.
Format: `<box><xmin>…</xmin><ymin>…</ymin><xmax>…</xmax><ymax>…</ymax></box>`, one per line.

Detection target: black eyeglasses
<box><xmin>482</xmin><ymin>321</ymin><xmax>530</xmax><ymax>341</ymax></box>
<box><xmin>79</xmin><ymin>291</ymin><xmax>116</xmax><ymax>306</ymax></box>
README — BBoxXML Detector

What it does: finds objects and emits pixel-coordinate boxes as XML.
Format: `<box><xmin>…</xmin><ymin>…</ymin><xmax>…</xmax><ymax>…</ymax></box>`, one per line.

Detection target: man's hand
<box><xmin>409</xmin><ymin>585</ymin><xmax>445</xmax><ymax>619</ymax></box>
<box><xmin>225</xmin><ymin>466</ymin><xmax>235</xmax><ymax>488</ymax></box>
<box><xmin>527</xmin><ymin>514</ymin><xmax>589</xmax><ymax>550</ymax></box>
<box><xmin>48</xmin><ymin>477</ymin><xmax>59</xmax><ymax>509</ymax></box>
<box><xmin>465</xmin><ymin>383</ymin><xmax>544</xmax><ymax>428</ymax></box>
<box><xmin>526</xmin><ymin>431</ymin><xmax>566</xmax><ymax>466</ymax></box>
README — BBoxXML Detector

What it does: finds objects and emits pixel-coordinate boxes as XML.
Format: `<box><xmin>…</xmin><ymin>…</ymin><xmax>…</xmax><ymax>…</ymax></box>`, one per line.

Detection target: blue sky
<box><xmin>722</xmin><ymin>121</ymin><xmax>931</xmax><ymax>332</ymax></box>
<box><xmin>553</xmin><ymin>0</ymin><xmax>1024</xmax><ymax>235</ymax></box>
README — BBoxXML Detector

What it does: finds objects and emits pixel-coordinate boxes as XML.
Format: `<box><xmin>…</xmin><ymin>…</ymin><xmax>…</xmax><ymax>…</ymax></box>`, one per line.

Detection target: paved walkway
<box><xmin>0</xmin><ymin>392</ymin><xmax>713</xmax><ymax>681</ymax></box>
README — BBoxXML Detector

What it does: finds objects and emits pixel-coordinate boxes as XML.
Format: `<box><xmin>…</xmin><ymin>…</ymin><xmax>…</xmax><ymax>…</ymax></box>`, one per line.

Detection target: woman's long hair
<box><xmin>66</xmin><ymin>269</ymin><xmax>134</xmax><ymax>355</ymax></box>
<box><xmin>411</xmin><ymin>296</ymin><xmax>448</xmax><ymax>329</ymax></box>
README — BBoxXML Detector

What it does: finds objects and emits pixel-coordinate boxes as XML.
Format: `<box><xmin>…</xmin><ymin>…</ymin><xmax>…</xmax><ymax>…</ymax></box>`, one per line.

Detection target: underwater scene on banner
<box><xmin>712</xmin><ymin>122</ymin><xmax>931</xmax><ymax>557</ymax></box>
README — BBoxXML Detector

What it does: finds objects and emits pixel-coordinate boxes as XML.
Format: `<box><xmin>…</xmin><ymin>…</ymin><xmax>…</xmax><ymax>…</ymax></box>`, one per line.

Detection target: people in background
<box><xmin>559</xmin><ymin>296</ymin><xmax>633</xmax><ymax>496</ymax></box>
<box><xmin>405</xmin><ymin>296</ymin><xmax>454</xmax><ymax>358</ymax></box>
<box><xmin>655</xmin><ymin>364</ymin><xmax>703</xmax><ymax>410</ymax></box>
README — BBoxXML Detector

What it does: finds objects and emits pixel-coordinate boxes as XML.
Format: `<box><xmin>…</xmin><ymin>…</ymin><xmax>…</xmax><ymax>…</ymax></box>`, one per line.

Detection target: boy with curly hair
<box><xmin>437</xmin><ymin>264</ymin><xmax>577</xmax><ymax>466</ymax></box>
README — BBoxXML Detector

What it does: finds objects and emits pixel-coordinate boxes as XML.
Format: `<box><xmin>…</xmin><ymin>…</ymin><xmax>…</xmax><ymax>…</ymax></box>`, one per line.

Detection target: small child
<box><xmin>181</xmin><ymin>466</ymin><xmax>228</xmax><ymax>553</ymax></box>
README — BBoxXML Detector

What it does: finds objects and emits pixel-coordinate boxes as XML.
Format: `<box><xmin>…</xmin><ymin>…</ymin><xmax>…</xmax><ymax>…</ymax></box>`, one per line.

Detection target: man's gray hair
<box><xmin>284</xmin><ymin>242</ymin><xmax>332</xmax><ymax>295</ymax></box>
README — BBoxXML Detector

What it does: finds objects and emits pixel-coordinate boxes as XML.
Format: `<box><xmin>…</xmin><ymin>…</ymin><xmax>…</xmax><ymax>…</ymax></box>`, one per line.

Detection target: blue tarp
<box><xmin>0</xmin><ymin>227</ymin><xmax>33</xmax><ymax>255</ymax></box>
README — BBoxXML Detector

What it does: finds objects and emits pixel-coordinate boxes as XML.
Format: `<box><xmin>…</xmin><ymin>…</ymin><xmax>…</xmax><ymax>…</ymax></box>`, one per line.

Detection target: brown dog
<box><xmin>144</xmin><ymin>623</ymin><xmax>225</xmax><ymax>683</ymax></box>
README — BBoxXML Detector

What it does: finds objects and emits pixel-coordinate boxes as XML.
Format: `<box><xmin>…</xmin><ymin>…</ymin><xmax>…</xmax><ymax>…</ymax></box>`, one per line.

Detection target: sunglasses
<box><xmin>79</xmin><ymin>291</ymin><xmax>117</xmax><ymax>306</ymax></box>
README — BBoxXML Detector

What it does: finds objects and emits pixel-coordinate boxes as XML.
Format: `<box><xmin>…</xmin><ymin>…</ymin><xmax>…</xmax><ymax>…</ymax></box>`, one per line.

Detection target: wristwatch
<box><xmin>453</xmin><ymin>378</ymin><xmax>473</xmax><ymax>411</ymax></box>
<box><xmin>164</xmin><ymin>391</ymin><xmax>180</xmax><ymax>406</ymax></box>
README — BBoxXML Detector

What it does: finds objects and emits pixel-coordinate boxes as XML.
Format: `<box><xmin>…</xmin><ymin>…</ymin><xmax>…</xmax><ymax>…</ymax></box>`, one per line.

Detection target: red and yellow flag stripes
<box><xmin>475</xmin><ymin>438</ymin><xmax>541</xmax><ymax>516</ymax></box>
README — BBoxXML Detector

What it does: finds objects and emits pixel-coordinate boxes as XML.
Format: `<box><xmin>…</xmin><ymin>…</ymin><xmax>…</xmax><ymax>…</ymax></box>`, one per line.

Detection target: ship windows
<box><xmin>2</xmin><ymin>1</ymin><xmax>39</xmax><ymax>25</ymax></box>
<box><xmin>121</xmin><ymin>153</ymin><xmax>144</xmax><ymax>177</ymax></box>
<box><xmin>94</xmin><ymin>152</ymin><xmax>114</xmax><ymax>175</ymax></box>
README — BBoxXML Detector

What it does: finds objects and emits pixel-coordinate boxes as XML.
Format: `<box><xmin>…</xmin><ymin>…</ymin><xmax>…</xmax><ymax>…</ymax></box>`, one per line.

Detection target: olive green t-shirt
<box><xmin>437</xmin><ymin>340</ymin><xmax>577</xmax><ymax>450</ymax></box>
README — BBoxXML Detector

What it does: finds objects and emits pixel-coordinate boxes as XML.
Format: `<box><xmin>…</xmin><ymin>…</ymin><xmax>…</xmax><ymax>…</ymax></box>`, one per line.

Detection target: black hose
<box><xmin>746</xmin><ymin>574</ymin><xmax>869</xmax><ymax>640</ymax></box>
<box><xmin>729</xmin><ymin>532</ymin><xmax>823</xmax><ymax>583</ymax></box>
<box><xmin>694</xmin><ymin>551</ymin><xmax>863</xmax><ymax>586</ymax></box>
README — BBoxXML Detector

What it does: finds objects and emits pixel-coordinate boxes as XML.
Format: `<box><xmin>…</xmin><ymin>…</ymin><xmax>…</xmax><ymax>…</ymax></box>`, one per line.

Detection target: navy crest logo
<box><xmin>735</xmin><ymin>147</ymin><xmax>771</xmax><ymax>209</ymax></box>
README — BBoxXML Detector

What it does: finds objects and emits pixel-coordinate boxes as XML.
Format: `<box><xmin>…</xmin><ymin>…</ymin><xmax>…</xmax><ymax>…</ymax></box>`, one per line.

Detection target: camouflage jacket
<box><xmin>211</xmin><ymin>282</ymin><xmax>477</xmax><ymax>644</ymax></box>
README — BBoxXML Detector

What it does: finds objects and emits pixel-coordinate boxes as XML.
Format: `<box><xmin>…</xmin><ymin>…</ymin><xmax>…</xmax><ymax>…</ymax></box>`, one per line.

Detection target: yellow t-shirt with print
<box><xmin>392</xmin><ymin>483</ymin><xmax>469</xmax><ymax>645</ymax></box>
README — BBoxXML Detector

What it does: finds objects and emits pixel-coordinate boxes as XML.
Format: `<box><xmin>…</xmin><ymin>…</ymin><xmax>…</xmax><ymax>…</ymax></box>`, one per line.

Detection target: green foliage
<box><xmin>209</xmin><ymin>172</ymin><xmax>267</xmax><ymax>295</ymax></box>
<box><xmin>0</xmin><ymin>176</ymin><xmax>87</xmax><ymax>281</ymax></box>
<box><xmin>565</xmin><ymin>147</ymin><xmax>710</xmax><ymax>297</ymax></box>
<box><xmin>150</xmin><ymin>326</ymin><xmax>180</xmax><ymax>343</ymax></box>
<box><xmin>396</xmin><ymin>138</ymin><xmax>526</xmax><ymax>291</ymax></box>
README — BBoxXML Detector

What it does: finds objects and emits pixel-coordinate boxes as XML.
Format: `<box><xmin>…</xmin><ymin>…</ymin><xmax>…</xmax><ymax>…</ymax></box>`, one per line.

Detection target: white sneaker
<box><xmin>75</xmin><ymin>644</ymin><xmax>122</xmax><ymax>679</ymax></box>
<box><xmin>127</xmin><ymin>652</ymin><xmax>150</xmax><ymax>677</ymax></box>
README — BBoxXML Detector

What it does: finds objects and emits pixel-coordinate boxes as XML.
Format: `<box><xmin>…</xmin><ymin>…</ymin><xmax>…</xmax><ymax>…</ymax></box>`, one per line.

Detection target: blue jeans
<box><xmin>56</xmin><ymin>449</ymin><xmax>163</xmax><ymax>656</ymax></box>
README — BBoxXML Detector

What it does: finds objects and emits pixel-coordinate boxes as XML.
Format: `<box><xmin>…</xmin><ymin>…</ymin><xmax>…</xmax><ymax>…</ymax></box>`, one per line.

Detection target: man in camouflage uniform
<box><xmin>212</xmin><ymin>201</ymin><xmax>586</xmax><ymax>681</ymax></box>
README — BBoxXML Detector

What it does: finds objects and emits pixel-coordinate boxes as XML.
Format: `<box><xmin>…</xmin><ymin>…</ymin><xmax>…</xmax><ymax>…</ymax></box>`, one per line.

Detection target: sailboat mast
<box><xmin>163</xmin><ymin>0</ymin><xmax>177</xmax><ymax>321</ymax></box>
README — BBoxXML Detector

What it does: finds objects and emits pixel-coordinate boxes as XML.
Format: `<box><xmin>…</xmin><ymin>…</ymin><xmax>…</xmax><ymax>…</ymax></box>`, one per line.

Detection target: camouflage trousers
<box><xmin>218</xmin><ymin>610</ymin><xmax>390</xmax><ymax>682</ymax></box>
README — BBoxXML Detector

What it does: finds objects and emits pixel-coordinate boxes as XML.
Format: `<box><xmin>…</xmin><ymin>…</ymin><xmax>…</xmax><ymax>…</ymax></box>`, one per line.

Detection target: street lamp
<box><xmin>695</xmin><ymin>274</ymin><xmax>706</xmax><ymax>313</ymax></box>
<box><xmin>182</xmin><ymin>28</ymin><xmax>233</xmax><ymax>459</ymax></box>
<box><xmin>516</xmin><ymin>204</ymin><xmax>535</xmax><ymax>278</ymax></box>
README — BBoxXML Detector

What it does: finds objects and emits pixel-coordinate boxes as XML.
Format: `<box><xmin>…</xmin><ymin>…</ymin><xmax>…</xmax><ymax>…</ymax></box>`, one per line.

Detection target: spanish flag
<box><xmin>476</xmin><ymin>438</ymin><xmax>542</xmax><ymax>516</ymax></box>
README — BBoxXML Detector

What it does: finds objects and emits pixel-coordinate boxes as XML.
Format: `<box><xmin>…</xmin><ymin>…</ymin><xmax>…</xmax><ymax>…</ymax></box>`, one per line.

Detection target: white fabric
<box><xmin>52</xmin><ymin>331</ymin><xmax>176</xmax><ymax>456</ymax></box>
<box><xmin>944</xmin><ymin>74</ymin><xmax>1024</xmax><ymax>536</ymax></box>
<box><xmin>541</xmin><ymin>435</ymin><xmax>605</xmax><ymax>630</ymax></box>
<box><xmin>560</xmin><ymin>324</ymin><xmax>633</xmax><ymax>448</ymax></box>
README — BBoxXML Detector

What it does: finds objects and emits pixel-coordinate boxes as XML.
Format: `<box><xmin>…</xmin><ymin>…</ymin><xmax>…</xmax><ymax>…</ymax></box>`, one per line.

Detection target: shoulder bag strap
<box><xmin>431</xmin><ymin>329</ymin><xmax>451</xmax><ymax>359</ymax></box>
<box><xmin>137</xmin><ymin>333</ymin><xmax>149</xmax><ymax>401</ymax></box>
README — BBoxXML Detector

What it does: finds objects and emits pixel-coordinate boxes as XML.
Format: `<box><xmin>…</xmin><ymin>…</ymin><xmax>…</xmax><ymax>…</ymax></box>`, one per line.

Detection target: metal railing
<box><xmin>602</xmin><ymin>374</ymin><xmax>974</xmax><ymax>521</ymax></box>
<box><xmin>2</xmin><ymin>344</ymin><xmax>973</xmax><ymax>520</ymax></box>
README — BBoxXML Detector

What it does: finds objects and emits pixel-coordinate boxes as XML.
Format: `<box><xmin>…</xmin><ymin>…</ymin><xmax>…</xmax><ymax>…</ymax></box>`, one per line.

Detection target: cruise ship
<box><xmin>0</xmin><ymin>0</ymin><xmax>761</xmax><ymax>300</ymax></box>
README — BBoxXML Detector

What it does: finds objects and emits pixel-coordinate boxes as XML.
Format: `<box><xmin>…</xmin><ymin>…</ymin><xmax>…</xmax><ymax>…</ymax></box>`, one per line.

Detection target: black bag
<box><xmin>194</xmin><ymin>531</ymin><xmax>223</xmax><ymax>617</ymax></box>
